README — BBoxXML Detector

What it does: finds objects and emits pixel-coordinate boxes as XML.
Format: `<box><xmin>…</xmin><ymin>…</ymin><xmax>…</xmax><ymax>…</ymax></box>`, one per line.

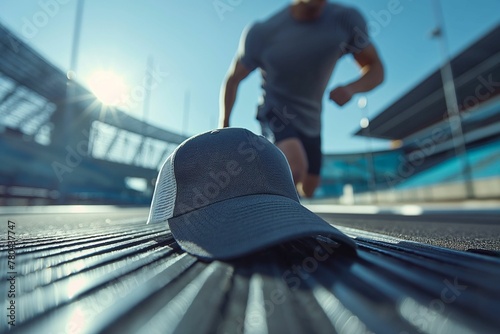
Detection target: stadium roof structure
<box><xmin>0</xmin><ymin>21</ymin><xmax>186</xmax><ymax>145</ymax></box>
<box><xmin>0</xmin><ymin>21</ymin><xmax>189</xmax><ymax>203</ymax></box>
<box><xmin>355</xmin><ymin>24</ymin><xmax>500</xmax><ymax>141</ymax></box>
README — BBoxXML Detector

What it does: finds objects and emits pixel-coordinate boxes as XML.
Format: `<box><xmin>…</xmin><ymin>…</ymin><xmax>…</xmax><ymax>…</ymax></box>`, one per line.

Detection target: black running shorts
<box><xmin>260</xmin><ymin>112</ymin><xmax>322</xmax><ymax>176</ymax></box>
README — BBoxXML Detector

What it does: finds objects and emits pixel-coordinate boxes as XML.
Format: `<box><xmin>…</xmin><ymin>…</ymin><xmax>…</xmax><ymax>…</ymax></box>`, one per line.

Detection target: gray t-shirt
<box><xmin>237</xmin><ymin>3</ymin><xmax>371</xmax><ymax>137</ymax></box>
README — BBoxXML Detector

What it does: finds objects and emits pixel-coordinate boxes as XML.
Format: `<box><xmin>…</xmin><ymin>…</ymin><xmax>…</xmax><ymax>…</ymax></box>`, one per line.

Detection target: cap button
<box><xmin>211</xmin><ymin>130</ymin><xmax>220</xmax><ymax>134</ymax></box>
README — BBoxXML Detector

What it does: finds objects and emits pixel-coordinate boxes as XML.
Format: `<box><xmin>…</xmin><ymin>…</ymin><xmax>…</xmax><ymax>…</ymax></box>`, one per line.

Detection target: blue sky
<box><xmin>0</xmin><ymin>0</ymin><xmax>498</xmax><ymax>153</ymax></box>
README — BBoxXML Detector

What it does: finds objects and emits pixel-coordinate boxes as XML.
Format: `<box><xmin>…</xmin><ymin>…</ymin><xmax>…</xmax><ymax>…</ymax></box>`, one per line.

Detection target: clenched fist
<box><xmin>329</xmin><ymin>86</ymin><xmax>354</xmax><ymax>107</ymax></box>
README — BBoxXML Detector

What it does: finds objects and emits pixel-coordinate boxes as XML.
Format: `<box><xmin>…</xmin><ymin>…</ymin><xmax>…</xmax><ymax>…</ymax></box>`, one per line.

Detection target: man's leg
<box><xmin>260</xmin><ymin>114</ymin><xmax>318</xmax><ymax>196</ymax></box>
<box><xmin>275</xmin><ymin>138</ymin><xmax>308</xmax><ymax>186</ymax></box>
<box><xmin>296</xmin><ymin>132</ymin><xmax>322</xmax><ymax>198</ymax></box>
<box><xmin>299</xmin><ymin>174</ymin><xmax>321</xmax><ymax>198</ymax></box>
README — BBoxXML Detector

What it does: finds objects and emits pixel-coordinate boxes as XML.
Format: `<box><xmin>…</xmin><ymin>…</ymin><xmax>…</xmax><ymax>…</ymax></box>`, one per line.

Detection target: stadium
<box><xmin>1</xmin><ymin>23</ymin><xmax>498</xmax><ymax>205</ymax></box>
<box><xmin>0</xmin><ymin>3</ymin><xmax>499</xmax><ymax>333</ymax></box>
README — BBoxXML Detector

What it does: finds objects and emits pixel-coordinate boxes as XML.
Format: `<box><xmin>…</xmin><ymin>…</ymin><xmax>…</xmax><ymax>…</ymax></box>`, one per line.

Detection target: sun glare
<box><xmin>88</xmin><ymin>70</ymin><xmax>128</xmax><ymax>106</ymax></box>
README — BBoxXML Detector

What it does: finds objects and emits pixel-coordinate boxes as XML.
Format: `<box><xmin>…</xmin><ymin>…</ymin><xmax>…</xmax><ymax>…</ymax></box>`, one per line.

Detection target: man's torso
<box><xmin>245</xmin><ymin>3</ymin><xmax>366</xmax><ymax>136</ymax></box>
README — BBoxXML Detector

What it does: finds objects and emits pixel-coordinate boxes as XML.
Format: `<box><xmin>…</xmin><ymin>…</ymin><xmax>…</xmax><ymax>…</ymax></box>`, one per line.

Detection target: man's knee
<box><xmin>289</xmin><ymin>162</ymin><xmax>308</xmax><ymax>185</ymax></box>
<box><xmin>301</xmin><ymin>186</ymin><xmax>316</xmax><ymax>198</ymax></box>
<box><xmin>300</xmin><ymin>175</ymin><xmax>320</xmax><ymax>198</ymax></box>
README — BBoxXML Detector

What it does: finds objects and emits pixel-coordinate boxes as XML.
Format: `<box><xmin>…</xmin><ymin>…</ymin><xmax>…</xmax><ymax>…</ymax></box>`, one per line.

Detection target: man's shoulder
<box><xmin>324</xmin><ymin>2</ymin><xmax>367</xmax><ymax>32</ymax></box>
<box><xmin>326</xmin><ymin>2</ymin><xmax>363</xmax><ymax>18</ymax></box>
<box><xmin>248</xmin><ymin>6</ymin><xmax>289</xmax><ymax>33</ymax></box>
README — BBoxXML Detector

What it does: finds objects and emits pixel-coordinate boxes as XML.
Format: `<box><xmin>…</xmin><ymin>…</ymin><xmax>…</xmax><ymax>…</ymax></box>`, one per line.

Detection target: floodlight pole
<box><xmin>431</xmin><ymin>0</ymin><xmax>474</xmax><ymax>199</ymax></box>
<box><xmin>65</xmin><ymin>0</ymin><xmax>85</xmax><ymax>140</ymax></box>
<box><xmin>69</xmin><ymin>0</ymin><xmax>84</xmax><ymax>76</ymax></box>
<box><xmin>59</xmin><ymin>0</ymin><xmax>85</xmax><ymax>204</ymax></box>
<box><xmin>359</xmin><ymin>97</ymin><xmax>378</xmax><ymax>203</ymax></box>
<box><xmin>142</xmin><ymin>56</ymin><xmax>154</xmax><ymax>125</ymax></box>
<box><xmin>135</xmin><ymin>56</ymin><xmax>154</xmax><ymax>166</ymax></box>
<box><xmin>182</xmin><ymin>90</ymin><xmax>190</xmax><ymax>135</ymax></box>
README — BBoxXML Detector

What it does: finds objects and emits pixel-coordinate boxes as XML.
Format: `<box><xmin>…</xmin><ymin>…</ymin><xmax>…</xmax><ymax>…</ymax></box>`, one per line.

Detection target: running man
<box><xmin>219</xmin><ymin>0</ymin><xmax>384</xmax><ymax>197</ymax></box>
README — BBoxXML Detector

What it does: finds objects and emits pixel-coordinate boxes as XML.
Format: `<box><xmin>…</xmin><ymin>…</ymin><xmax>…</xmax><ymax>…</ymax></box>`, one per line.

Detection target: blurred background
<box><xmin>0</xmin><ymin>0</ymin><xmax>498</xmax><ymax>205</ymax></box>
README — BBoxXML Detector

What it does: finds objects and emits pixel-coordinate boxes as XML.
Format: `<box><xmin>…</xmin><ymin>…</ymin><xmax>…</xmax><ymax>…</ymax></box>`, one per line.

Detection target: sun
<box><xmin>88</xmin><ymin>70</ymin><xmax>128</xmax><ymax>106</ymax></box>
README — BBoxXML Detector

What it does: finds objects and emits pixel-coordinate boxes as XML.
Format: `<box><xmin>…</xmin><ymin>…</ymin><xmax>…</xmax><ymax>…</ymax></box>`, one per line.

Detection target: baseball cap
<box><xmin>147</xmin><ymin>127</ymin><xmax>356</xmax><ymax>260</ymax></box>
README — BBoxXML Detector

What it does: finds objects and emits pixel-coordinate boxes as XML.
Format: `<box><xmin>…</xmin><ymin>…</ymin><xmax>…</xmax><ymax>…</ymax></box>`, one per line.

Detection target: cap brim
<box><xmin>167</xmin><ymin>194</ymin><xmax>356</xmax><ymax>260</ymax></box>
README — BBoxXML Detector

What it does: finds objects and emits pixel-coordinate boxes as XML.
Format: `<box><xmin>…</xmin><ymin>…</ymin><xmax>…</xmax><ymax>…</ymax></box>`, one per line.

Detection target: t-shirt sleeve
<box><xmin>236</xmin><ymin>24</ymin><xmax>261</xmax><ymax>71</ymax></box>
<box><xmin>343</xmin><ymin>8</ymin><xmax>372</xmax><ymax>55</ymax></box>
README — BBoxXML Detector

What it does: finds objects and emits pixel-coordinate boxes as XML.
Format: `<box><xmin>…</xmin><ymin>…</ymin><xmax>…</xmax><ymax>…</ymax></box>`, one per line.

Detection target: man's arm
<box><xmin>329</xmin><ymin>44</ymin><xmax>385</xmax><ymax>106</ymax></box>
<box><xmin>219</xmin><ymin>60</ymin><xmax>252</xmax><ymax>128</ymax></box>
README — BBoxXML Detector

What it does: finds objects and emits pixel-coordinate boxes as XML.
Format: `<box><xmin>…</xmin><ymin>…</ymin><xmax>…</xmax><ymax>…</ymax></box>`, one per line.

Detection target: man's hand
<box><xmin>329</xmin><ymin>85</ymin><xmax>354</xmax><ymax>107</ymax></box>
<box><xmin>329</xmin><ymin>45</ymin><xmax>385</xmax><ymax>108</ymax></box>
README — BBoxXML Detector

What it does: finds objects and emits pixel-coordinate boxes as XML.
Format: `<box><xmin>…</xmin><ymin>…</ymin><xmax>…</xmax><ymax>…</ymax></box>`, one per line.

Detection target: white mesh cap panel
<box><xmin>147</xmin><ymin>151</ymin><xmax>177</xmax><ymax>224</ymax></box>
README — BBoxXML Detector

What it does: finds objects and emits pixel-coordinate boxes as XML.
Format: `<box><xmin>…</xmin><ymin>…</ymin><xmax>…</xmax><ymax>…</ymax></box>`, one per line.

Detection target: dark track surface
<box><xmin>3</xmin><ymin>204</ymin><xmax>499</xmax><ymax>252</ymax></box>
<box><xmin>317</xmin><ymin>211</ymin><xmax>500</xmax><ymax>252</ymax></box>
<box><xmin>1</xmin><ymin>206</ymin><xmax>500</xmax><ymax>333</ymax></box>
<box><xmin>309</xmin><ymin>203</ymin><xmax>500</xmax><ymax>253</ymax></box>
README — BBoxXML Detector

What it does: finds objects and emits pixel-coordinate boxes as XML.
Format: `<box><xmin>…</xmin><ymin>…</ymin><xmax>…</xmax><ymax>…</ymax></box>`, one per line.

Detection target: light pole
<box><xmin>358</xmin><ymin>96</ymin><xmax>378</xmax><ymax>203</ymax></box>
<box><xmin>64</xmin><ymin>0</ymin><xmax>85</xmax><ymax>142</ymax></box>
<box><xmin>68</xmin><ymin>0</ymin><xmax>84</xmax><ymax>80</ymax></box>
<box><xmin>133</xmin><ymin>56</ymin><xmax>155</xmax><ymax>166</ymax></box>
<box><xmin>59</xmin><ymin>0</ymin><xmax>84</xmax><ymax>204</ymax></box>
<box><xmin>431</xmin><ymin>0</ymin><xmax>474</xmax><ymax>199</ymax></box>
<box><xmin>182</xmin><ymin>90</ymin><xmax>190</xmax><ymax>135</ymax></box>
